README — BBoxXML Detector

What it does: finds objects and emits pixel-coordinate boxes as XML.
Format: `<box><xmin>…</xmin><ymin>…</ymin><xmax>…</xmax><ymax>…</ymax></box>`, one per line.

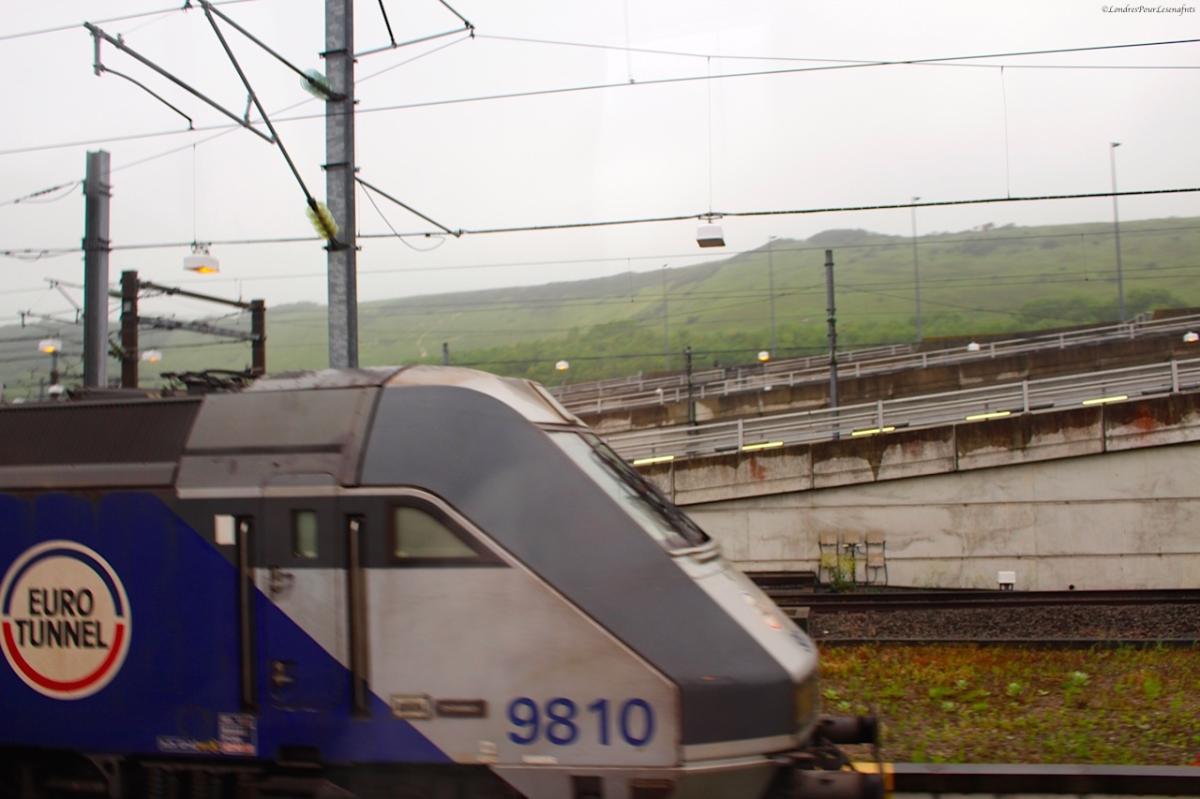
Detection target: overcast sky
<box><xmin>1</xmin><ymin>0</ymin><xmax>1197</xmax><ymax>330</ymax></box>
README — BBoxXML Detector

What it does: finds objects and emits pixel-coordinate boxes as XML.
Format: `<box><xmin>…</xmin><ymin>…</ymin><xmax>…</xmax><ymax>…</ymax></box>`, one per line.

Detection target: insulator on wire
<box><xmin>306</xmin><ymin>201</ymin><xmax>339</xmax><ymax>240</ymax></box>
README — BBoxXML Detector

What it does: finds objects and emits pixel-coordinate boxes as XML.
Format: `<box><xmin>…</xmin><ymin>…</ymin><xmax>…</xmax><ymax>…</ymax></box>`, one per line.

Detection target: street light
<box><xmin>911</xmin><ymin>196</ymin><xmax>922</xmax><ymax>342</ymax></box>
<box><xmin>38</xmin><ymin>338</ymin><xmax>62</xmax><ymax>392</ymax></box>
<box><xmin>184</xmin><ymin>242</ymin><xmax>220</xmax><ymax>274</ymax></box>
<box><xmin>1109</xmin><ymin>143</ymin><xmax>1126</xmax><ymax>321</ymax></box>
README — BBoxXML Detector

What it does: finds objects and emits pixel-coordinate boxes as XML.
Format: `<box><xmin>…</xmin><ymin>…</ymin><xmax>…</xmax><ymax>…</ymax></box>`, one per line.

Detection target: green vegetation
<box><xmin>820</xmin><ymin>644</ymin><xmax>1200</xmax><ymax>765</ymax></box>
<box><xmin>4</xmin><ymin>216</ymin><xmax>1199</xmax><ymax>396</ymax></box>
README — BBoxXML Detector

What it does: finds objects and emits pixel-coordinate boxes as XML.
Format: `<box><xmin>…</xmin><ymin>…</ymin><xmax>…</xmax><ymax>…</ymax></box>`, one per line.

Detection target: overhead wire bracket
<box><xmin>198</xmin><ymin>0</ymin><xmax>345</xmax><ymax>101</ymax></box>
<box><xmin>355</xmin><ymin>26</ymin><xmax>470</xmax><ymax>58</ymax></box>
<box><xmin>197</xmin><ymin>2</ymin><xmax>341</xmax><ymax>249</ymax></box>
<box><xmin>356</xmin><ymin>177</ymin><xmax>459</xmax><ymax>237</ymax></box>
<box><xmin>377</xmin><ymin>0</ymin><xmax>397</xmax><ymax>49</ymax></box>
<box><xmin>358</xmin><ymin>0</ymin><xmax>473</xmax><ymax>58</ymax></box>
<box><xmin>84</xmin><ymin>22</ymin><xmax>272</xmax><ymax>142</ymax></box>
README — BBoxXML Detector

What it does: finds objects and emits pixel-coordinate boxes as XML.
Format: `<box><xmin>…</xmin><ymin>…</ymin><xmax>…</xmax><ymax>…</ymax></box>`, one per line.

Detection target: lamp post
<box><xmin>767</xmin><ymin>236</ymin><xmax>777</xmax><ymax>357</ymax></box>
<box><xmin>910</xmin><ymin>196</ymin><xmax>922</xmax><ymax>342</ymax></box>
<box><xmin>38</xmin><ymin>338</ymin><xmax>62</xmax><ymax>387</ymax></box>
<box><xmin>1110</xmin><ymin>142</ymin><xmax>1126</xmax><ymax>322</ymax></box>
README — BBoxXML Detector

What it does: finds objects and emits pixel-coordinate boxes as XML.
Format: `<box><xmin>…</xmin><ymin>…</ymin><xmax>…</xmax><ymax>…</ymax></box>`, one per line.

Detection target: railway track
<box><xmin>758</xmin><ymin>587</ymin><xmax>1200</xmax><ymax>612</ymax></box>
<box><xmin>871</xmin><ymin>762</ymin><xmax>1200</xmax><ymax>796</ymax></box>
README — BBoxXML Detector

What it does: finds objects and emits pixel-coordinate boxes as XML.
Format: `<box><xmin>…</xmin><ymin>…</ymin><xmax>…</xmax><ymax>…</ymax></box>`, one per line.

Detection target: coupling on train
<box><xmin>0</xmin><ymin>367</ymin><xmax>879</xmax><ymax>799</ymax></box>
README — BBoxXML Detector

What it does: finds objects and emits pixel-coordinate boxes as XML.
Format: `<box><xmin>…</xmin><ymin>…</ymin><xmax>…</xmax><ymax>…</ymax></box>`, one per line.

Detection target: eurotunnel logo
<box><xmin>0</xmin><ymin>541</ymin><xmax>131</xmax><ymax>700</ymax></box>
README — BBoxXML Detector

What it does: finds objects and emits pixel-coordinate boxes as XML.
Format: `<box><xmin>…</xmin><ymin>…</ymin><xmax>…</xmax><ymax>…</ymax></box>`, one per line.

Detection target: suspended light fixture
<box><xmin>184</xmin><ymin>242</ymin><xmax>220</xmax><ymax>274</ymax></box>
<box><xmin>757</xmin><ymin>350</ymin><xmax>771</xmax><ymax>363</ymax></box>
<box><xmin>696</xmin><ymin>56</ymin><xmax>725</xmax><ymax>249</ymax></box>
<box><xmin>697</xmin><ymin>216</ymin><xmax>725</xmax><ymax>248</ymax></box>
<box><xmin>38</xmin><ymin>338</ymin><xmax>62</xmax><ymax>354</ymax></box>
<box><xmin>141</xmin><ymin>349</ymin><xmax>163</xmax><ymax>364</ymax></box>
<box><xmin>555</xmin><ymin>360</ymin><xmax>570</xmax><ymax>371</ymax></box>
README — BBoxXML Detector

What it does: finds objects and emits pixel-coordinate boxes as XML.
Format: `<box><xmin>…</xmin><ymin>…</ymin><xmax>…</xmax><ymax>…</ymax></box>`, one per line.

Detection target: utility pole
<box><xmin>249</xmin><ymin>299</ymin><xmax>266</xmax><ymax>376</ymax></box>
<box><xmin>825</xmin><ymin>249</ymin><xmax>839</xmax><ymax>412</ymax></box>
<box><xmin>910</xmin><ymin>196</ymin><xmax>921</xmax><ymax>343</ymax></box>
<box><xmin>685</xmin><ymin>345</ymin><xmax>696</xmax><ymax>426</ymax></box>
<box><xmin>83</xmin><ymin>150</ymin><xmax>111</xmax><ymax>388</ymax></box>
<box><xmin>325</xmin><ymin>0</ymin><xmax>358</xmax><ymax>367</ymax></box>
<box><xmin>441</xmin><ymin>341</ymin><xmax>450</xmax><ymax>365</ymax></box>
<box><xmin>661</xmin><ymin>265</ymin><xmax>670</xmax><ymax>371</ymax></box>
<box><xmin>1110</xmin><ymin>142</ymin><xmax>1126</xmax><ymax>322</ymax></box>
<box><xmin>120</xmin><ymin>270</ymin><xmax>140</xmax><ymax>389</ymax></box>
<box><xmin>767</xmin><ymin>236</ymin><xmax>777</xmax><ymax>356</ymax></box>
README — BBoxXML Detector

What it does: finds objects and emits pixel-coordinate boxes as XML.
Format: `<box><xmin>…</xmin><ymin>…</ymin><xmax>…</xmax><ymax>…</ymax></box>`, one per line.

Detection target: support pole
<box><xmin>1109</xmin><ymin>142</ymin><xmax>1126</xmax><ymax>322</ymax></box>
<box><xmin>250</xmin><ymin>299</ymin><xmax>266</xmax><ymax>376</ymax></box>
<box><xmin>120</xmin><ymin>270</ymin><xmax>139</xmax><ymax>389</ymax></box>
<box><xmin>910</xmin><ymin>197</ymin><xmax>922</xmax><ymax>343</ymax></box>
<box><xmin>825</xmin><ymin>249</ymin><xmax>839</xmax><ymax>411</ymax></box>
<box><xmin>661</xmin><ymin>265</ymin><xmax>670</xmax><ymax>371</ymax></box>
<box><xmin>325</xmin><ymin>0</ymin><xmax>358</xmax><ymax>368</ymax></box>
<box><xmin>767</xmin><ymin>236</ymin><xmax>777</xmax><ymax>356</ymax></box>
<box><xmin>441</xmin><ymin>341</ymin><xmax>450</xmax><ymax>365</ymax></box>
<box><xmin>83</xmin><ymin>150</ymin><xmax>111</xmax><ymax>388</ymax></box>
<box><xmin>685</xmin><ymin>345</ymin><xmax>695</xmax><ymax>426</ymax></box>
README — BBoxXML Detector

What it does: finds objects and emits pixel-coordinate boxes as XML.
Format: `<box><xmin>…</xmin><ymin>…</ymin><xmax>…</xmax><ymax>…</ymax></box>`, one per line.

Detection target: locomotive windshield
<box><xmin>550</xmin><ymin>432</ymin><xmax>710</xmax><ymax>551</ymax></box>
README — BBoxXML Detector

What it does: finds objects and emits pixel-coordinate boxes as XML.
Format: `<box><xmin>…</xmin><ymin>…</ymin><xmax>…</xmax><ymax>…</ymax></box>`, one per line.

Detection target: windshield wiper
<box><xmin>592</xmin><ymin>443</ymin><xmax>709</xmax><ymax>547</ymax></box>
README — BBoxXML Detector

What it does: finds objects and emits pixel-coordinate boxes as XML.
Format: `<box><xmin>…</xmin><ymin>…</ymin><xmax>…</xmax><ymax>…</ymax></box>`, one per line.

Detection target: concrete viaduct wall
<box><xmin>639</xmin><ymin>393</ymin><xmax>1200</xmax><ymax>590</ymax></box>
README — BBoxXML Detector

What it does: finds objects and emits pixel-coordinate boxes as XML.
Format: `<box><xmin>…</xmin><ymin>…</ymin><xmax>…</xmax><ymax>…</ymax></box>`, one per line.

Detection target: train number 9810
<box><xmin>506</xmin><ymin>698</ymin><xmax>655</xmax><ymax>747</ymax></box>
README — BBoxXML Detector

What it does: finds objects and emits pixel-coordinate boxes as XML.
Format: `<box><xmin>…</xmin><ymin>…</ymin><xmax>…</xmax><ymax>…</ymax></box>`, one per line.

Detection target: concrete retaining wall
<box><xmin>639</xmin><ymin>394</ymin><xmax>1200</xmax><ymax>589</ymax></box>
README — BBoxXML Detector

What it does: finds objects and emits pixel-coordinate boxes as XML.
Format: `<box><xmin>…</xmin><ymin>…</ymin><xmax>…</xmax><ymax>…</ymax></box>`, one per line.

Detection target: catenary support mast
<box><xmin>325</xmin><ymin>0</ymin><xmax>358</xmax><ymax>367</ymax></box>
<box><xmin>83</xmin><ymin>151</ymin><xmax>111</xmax><ymax>388</ymax></box>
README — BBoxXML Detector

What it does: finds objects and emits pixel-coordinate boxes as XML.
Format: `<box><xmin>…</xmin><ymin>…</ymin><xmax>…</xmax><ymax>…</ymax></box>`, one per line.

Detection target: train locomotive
<box><xmin>0</xmin><ymin>366</ymin><xmax>878</xmax><ymax>799</ymax></box>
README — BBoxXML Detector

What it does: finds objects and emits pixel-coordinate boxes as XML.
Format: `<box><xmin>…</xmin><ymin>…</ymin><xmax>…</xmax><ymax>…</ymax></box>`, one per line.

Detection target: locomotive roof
<box><xmin>0</xmin><ymin>366</ymin><xmax>580</xmax><ymax>492</ymax></box>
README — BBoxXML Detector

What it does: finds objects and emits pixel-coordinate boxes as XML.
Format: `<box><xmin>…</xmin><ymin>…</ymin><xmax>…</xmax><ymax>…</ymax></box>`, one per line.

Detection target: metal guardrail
<box><xmin>553</xmin><ymin>313</ymin><xmax>1200</xmax><ymax>415</ymax></box>
<box><xmin>607</xmin><ymin>356</ymin><xmax>1200</xmax><ymax>463</ymax></box>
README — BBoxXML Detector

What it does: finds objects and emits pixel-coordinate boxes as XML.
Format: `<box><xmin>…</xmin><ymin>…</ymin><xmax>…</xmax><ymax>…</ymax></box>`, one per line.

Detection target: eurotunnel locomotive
<box><xmin>0</xmin><ymin>367</ymin><xmax>878</xmax><ymax>799</ymax></box>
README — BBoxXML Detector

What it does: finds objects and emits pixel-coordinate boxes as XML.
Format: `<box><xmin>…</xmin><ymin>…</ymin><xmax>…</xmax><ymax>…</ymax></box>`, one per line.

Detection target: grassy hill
<box><xmin>3</xmin><ymin>215</ymin><xmax>1198</xmax><ymax>397</ymax></box>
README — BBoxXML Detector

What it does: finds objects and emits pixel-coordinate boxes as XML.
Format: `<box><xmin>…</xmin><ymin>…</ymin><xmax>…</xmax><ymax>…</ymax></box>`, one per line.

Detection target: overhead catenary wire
<box><xmin>5</xmin><ymin>219</ymin><xmax>1200</xmax><ymax>279</ymax></box>
<box><xmin>0</xmin><ymin>0</ymin><xmax>263</xmax><ymax>43</ymax></box>
<box><xmin>4</xmin><ymin>36</ymin><xmax>1197</xmax><ymax>158</ymax></box>
<box><xmin>0</xmin><ymin>31</ymin><xmax>470</xmax><ymax>213</ymax></box>
<box><xmin>0</xmin><ymin>181</ymin><xmax>81</xmax><ymax>208</ymax></box>
<box><xmin>476</xmin><ymin>33</ymin><xmax>1200</xmax><ymax>70</ymax></box>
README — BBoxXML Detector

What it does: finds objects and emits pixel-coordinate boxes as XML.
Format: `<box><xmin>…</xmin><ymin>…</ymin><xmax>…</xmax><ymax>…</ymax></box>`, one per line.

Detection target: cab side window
<box><xmin>389</xmin><ymin>502</ymin><xmax>500</xmax><ymax>566</ymax></box>
<box><xmin>292</xmin><ymin>509</ymin><xmax>319</xmax><ymax>559</ymax></box>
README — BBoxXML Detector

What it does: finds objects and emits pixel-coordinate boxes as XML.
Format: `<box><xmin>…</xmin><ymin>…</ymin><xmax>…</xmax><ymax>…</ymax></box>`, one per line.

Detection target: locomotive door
<box><xmin>258</xmin><ymin>474</ymin><xmax>346</xmax><ymax>713</ymax></box>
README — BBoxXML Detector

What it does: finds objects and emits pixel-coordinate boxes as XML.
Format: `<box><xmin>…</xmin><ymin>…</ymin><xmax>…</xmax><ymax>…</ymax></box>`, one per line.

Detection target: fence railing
<box><xmin>553</xmin><ymin>313</ymin><xmax>1200</xmax><ymax>416</ymax></box>
<box><xmin>606</xmin><ymin>356</ymin><xmax>1200</xmax><ymax>463</ymax></box>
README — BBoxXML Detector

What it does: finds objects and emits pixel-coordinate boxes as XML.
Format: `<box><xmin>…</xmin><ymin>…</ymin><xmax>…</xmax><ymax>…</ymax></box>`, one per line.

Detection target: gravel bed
<box><xmin>807</xmin><ymin>603</ymin><xmax>1200</xmax><ymax>641</ymax></box>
